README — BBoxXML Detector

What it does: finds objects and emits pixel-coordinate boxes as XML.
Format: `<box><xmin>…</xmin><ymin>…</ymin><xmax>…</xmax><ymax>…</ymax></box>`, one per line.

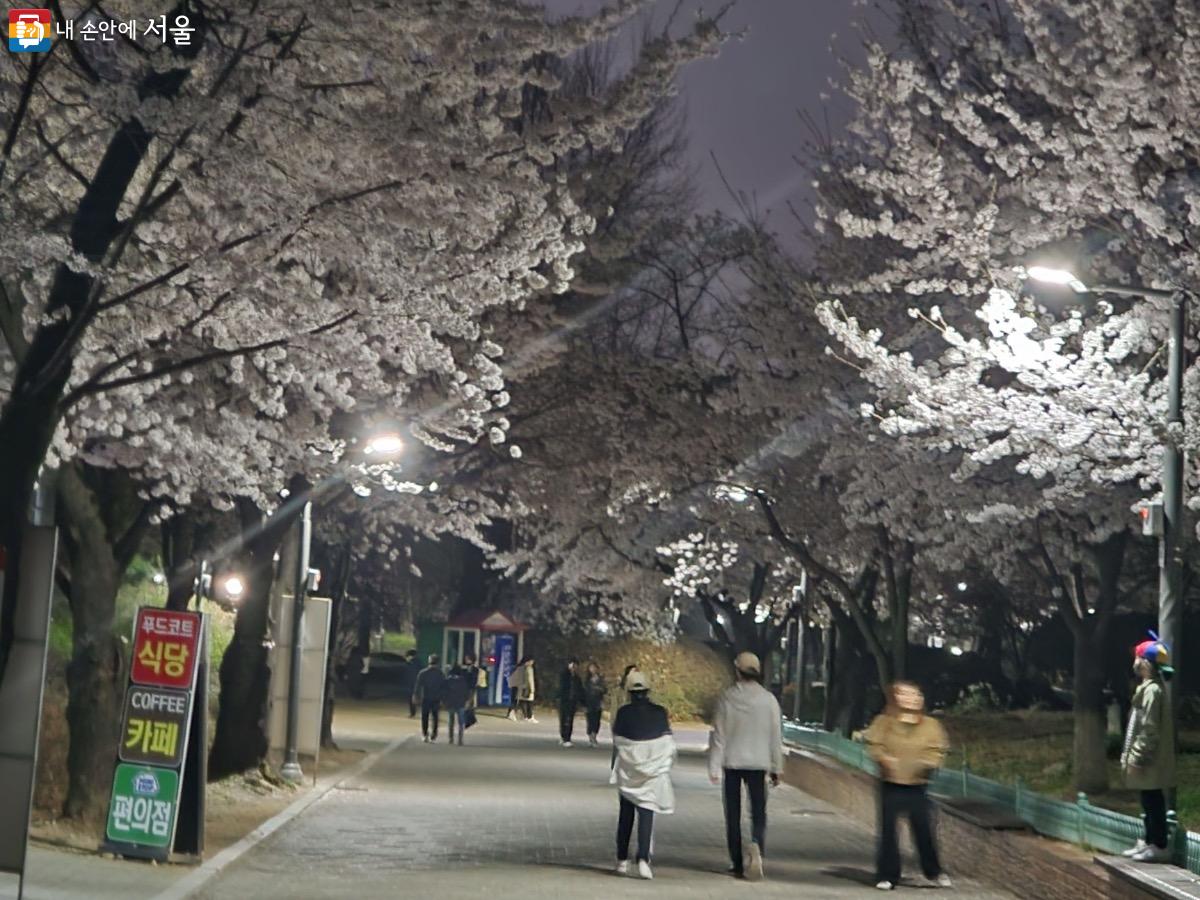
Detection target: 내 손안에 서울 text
<box><xmin>7</xmin><ymin>8</ymin><xmax>195</xmax><ymax>50</ymax></box>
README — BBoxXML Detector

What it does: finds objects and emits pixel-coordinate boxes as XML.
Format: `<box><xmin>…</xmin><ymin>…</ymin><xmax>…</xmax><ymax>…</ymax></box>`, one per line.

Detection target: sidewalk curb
<box><xmin>149</xmin><ymin>735</ymin><xmax>411</xmax><ymax>900</ymax></box>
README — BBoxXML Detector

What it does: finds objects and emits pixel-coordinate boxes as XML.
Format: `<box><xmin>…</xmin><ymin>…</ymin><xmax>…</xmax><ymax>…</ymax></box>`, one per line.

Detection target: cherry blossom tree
<box><xmin>793</xmin><ymin>0</ymin><xmax>1200</xmax><ymax>788</ymax></box>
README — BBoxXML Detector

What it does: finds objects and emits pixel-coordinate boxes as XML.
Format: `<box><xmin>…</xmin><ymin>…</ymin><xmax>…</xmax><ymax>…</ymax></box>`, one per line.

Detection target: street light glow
<box><xmin>221</xmin><ymin>575</ymin><xmax>246</xmax><ymax>600</ymax></box>
<box><xmin>363</xmin><ymin>432</ymin><xmax>404</xmax><ymax>457</ymax></box>
<box><xmin>1025</xmin><ymin>266</ymin><xmax>1088</xmax><ymax>293</ymax></box>
<box><xmin>957</xmin><ymin>582</ymin><xmax>968</xmax><ymax>592</ymax></box>
<box><xmin>595</xmin><ymin>620</ymin><xmax>611</xmax><ymax>635</ymax></box>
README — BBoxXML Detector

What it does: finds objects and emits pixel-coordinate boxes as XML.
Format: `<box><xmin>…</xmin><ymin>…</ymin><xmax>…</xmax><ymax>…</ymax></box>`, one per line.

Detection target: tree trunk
<box><xmin>63</xmin><ymin>558</ymin><xmax>123</xmax><ymax>819</ymax></box>
<box><xmin>162</xmin><ymin>515</ymin><xmax>199</xmax><ymax>611</ymax></box>
<box><xmin>1072</xmin><ymin>623</ymin><xmax>1109</xmax><ymax>793</ymax></box>
<box><xmin>319</xmin><ymin>545</ymin><xmax>351</xmax><ymax>750</ymax></box>
<box><xmin>824</xmin><ymin>606</ymin><xmax>872</xmax><ymax>735</ymax></box>
<box><xmin>208</xmin><ymin>499</ymin><xmax>292</xmax><ymax>779</ymax></box>
<box><xmin>57</xmin><ymin>464</ymin><xmax>150</xmax><ymax>819</ymax></box>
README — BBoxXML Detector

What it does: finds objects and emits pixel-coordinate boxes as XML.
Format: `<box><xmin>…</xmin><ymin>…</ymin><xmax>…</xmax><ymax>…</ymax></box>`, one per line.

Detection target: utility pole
<box><xmin>280</xmin><ymin>501</ymin><xmax>312</xmax><ymax>782</ymax></box>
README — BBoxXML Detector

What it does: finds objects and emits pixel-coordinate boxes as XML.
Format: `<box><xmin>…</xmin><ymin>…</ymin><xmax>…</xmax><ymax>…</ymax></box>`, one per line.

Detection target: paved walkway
<box><xmin>192</xmin><ymin>707</ymin><xmax>1016</xmax><ymax>899</ymax></box>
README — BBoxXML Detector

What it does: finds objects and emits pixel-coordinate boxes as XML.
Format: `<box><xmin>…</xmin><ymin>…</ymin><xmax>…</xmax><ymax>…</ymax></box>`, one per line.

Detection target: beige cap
<box><xmin>625</xmin><ymin>671</ymin><xmax>650</xmax><ymax>692</ymax></box>
<box><xmin>734</xmin><ymin>651</ymin><xmax>761</xmax><ymax>675</ymax></box>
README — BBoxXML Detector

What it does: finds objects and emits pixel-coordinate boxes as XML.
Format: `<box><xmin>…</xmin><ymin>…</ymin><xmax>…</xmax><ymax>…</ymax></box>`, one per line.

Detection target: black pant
<box><xmin>559</xmin><ymin>702</ymin><xmax>577</xmax><ymax>742</ymax></box>
<box><xmin>876</xmin><ymin>782</ymin><xmax>941</xmax><ymax>883</ymax></box>
<box><xmin>421</xmin><ymin>700</ymin><xmax>440</xmax><ymax>739</ymax></box>
<box><xmin>519</xmin><ymin>699</ymin><xmax>534</xmax><ymax>719</ymax></box>
<box><xmin>408</xmin><ymin>695</ymin><xmax>417</xmax><ymax>717</ymax></box>
<box><xmin>447</xmin><ymin>707</ymin><xmax>466</xmax><ymax>744</ymax></box>
<box><xmin>723</xmin><ymin>768</ymin><xmax>767</xmax><ymax>874</ymax></box>
<box><xmin>616</xmin><ymin>795</ymin><xmax>655</xmax><ymax>862</ymax></box>
<box><xmin>1141</xmin><ymin>789</ymin><xmax>1168</xmax><ymax>849</ymax></box>
<box><xmin>586</xmin><ymin>706</ymin><xmax>603</xmax><ymax>737</ymax></box>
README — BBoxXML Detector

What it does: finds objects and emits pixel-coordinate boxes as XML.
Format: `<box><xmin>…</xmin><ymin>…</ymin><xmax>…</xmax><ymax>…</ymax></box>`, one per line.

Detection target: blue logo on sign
<box><xmin>133</xmin><ymin>772</ymin><xmax>159</xmax><ymax>795</ymax></box>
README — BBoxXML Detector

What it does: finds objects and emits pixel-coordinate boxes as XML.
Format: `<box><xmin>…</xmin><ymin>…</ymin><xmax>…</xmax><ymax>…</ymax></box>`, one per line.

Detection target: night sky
<box><xmin>541</xmin><ymin>0</ymin><xmax>881</xmax><ymax>239</ymax></box>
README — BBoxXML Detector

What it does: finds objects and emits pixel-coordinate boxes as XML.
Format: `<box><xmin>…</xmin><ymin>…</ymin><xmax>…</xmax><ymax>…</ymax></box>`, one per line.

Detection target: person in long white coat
<box><xmin>610</xmin><ymin>671</ymin><xmax>676</xmax><ymax>880</ymax></box>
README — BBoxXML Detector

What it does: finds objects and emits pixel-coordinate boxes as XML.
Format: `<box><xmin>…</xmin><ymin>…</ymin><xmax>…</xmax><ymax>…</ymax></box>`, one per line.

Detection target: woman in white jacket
<box><xmin>610</xmin><ymin>671</ymin><xmax>676</xmax><ymax>880</ymax></box>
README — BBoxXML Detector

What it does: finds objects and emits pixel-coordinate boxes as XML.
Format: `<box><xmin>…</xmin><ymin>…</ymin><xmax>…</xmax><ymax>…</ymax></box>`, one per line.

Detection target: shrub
<box><xmin>526</xmin><ymin>631</ymin><xmax>732</xmax><ymax>722</ymax></box>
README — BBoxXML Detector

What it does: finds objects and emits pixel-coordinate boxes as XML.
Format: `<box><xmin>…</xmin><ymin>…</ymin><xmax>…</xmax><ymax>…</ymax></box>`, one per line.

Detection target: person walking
<box><xmin>506</xmin><ymin>657</ymin><xmax>526</xmax><ymax>720</ymax></box>
<box><xmin>1121</xmin><ymin>634</ymin><xmax>1176</xmax><ymax>863</ymax></box>
<box><xmin>708</xmin><ymin>652</ymin><xmax>783</xmax><ymax>882</ymax></box>
<box><xmin>865</xmin><ymin>681</ymin><xmax>952</xmax><ymax>891</ymax></box>
<box><xmin>443</xmin><ymin>663</ymin><xmax>472</xmax><ymax>747</ymax></box>
<box><xmin>583</xmin><ymin>661</ymin><xmax>607</xmax><ymax>747</ymax></box>
<box><xmin>414</xmin><ymin>654</ymin><xmax>446</xmax><ymax>743</ymax></box>
<box><xmin>559</xmin><ymin>658</ymin><xmax>583</xmax><ymax>747</ymax></box>
<box><xmin>461</xmin><ymin>654</ymin><xmax>483</xmax><ymax>709</ymax></box>
<box><xmin>611</xmin><ymin>671</ymin><xmax>676</xmax><ymax>880</ymax></box>
<box><xmin>519</xmin><ymin>657</ymin><xmax>538</xmax><ymax>723</ymax></box>
<box><xmin>400</xmin><ymin>649</ymin><xmax>419</xmax><ymax>718</ymax></box>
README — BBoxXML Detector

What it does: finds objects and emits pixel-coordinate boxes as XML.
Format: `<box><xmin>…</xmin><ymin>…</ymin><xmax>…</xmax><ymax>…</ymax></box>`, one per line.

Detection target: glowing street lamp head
<box><xmin>221</xmin><ymin>575</ymin><xmax>245</xmax><ymax>601</ymax></box>
<box><xmin>595</xmin><ymin>620</ymin><xmax>611</xmax><ymax>635</ymax></box>
<box><xmin>363</xmin><ymin>432</ymin><xmax>404</xmax><ymax>457</ymax></box>
<box><xmin>1025</xmin><ymin>266</ymin><xmax>1088</xmax><ymax>293</ymax></box>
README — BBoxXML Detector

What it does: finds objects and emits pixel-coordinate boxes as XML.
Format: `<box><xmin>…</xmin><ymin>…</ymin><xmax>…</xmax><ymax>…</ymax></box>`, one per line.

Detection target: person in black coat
<box><xmin>414</xmin><ymin>655</ymin><xmax>446</xmax><ymax>743</ymax></box>
<box><xmin>582</xmin><ymin>661</ymin><xmax>607</xmax><ymax>747</ymax></box>
<box><xmin>443</xmin><ymin>665</ymin><xmax>473</xmax><ymax>746</ymax></box>
<box><xmin>399</xmin><ymin>649</ymin><xmax>419</xmax><ymax>717</ymax></box>
<box><xmin>559</xmin><ymin>658</ymin><xmax>584</xmax><ymax>747</ymax></box>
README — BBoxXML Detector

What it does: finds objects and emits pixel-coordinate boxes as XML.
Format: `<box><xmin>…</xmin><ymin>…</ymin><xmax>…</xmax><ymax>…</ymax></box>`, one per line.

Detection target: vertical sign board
<box><xmin>103</xmin><ymin>608</ymin><xmax>205</xmax><ymax>861</ymax></box>
<box><xmin>0</xmin><ymin>528</ymin><xmax>58</xmax><ymax>898</ymax></box>
<box><xmin>493</xmin><ymin>634</ymin><xmax>515</xmax><ymax>707</ymax></box>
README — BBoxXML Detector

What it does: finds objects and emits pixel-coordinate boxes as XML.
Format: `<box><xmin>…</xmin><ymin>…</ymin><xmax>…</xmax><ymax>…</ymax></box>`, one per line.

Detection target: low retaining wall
<box><xmin>782</xmin><ymin>747</ymin><xmax>1119</xmax><ymax>899</ymax></box>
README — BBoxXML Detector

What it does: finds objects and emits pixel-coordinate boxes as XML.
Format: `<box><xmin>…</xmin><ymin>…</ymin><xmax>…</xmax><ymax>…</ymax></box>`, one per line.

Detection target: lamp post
<box><xmin>1026</xmin><ymin>267</ymin><xmax>1187</xmax><ymax>735</ymax></box>
<box><xmin>279</xmin><ymin>429</ymin><xmax>405</xmax><ymax>782</ymax></box>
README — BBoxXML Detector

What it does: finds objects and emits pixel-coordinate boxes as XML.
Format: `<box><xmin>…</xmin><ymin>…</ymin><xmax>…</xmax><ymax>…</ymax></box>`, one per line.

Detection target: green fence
<box><xmin>783</xmin><ymin>721</ymin><xmax>1197</xmax><ymax>872</ymax></box>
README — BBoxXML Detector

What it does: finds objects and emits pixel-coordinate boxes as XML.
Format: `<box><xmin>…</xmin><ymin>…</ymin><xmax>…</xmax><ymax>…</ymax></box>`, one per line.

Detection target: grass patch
<box><xmin>378</xmin><ymin>630</ymin><xmax>416</xmax><ymax>655</ymax></box>
<box><xmin>941</xmin><ymin>710</ymin><xmax>1200</xmax><ymax>831</ymax></box>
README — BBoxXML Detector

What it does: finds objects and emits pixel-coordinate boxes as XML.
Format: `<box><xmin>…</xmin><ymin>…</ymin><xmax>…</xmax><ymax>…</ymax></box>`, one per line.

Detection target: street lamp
<box><xmin>219</xmin><ymin>574</ymin><xmax>245</xmax><ymax>602</ymax></box>
<box><xmin>363</xmin><ymin>432</ymin><xmax>403</xmax><ymax>457</ymax></box>
<box><xmin>1025</xmin><ymin>265</ymin><xmax>1187</xmax><ymax>736</ymax></box>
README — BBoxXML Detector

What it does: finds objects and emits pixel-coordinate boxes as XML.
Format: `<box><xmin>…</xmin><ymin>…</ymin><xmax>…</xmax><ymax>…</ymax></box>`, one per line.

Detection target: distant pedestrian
<box><xmin>400</xmin><ymin>649</ymin><xmax>419</xmax><ymax>718</ymax></box>
<box><xmin>462</xmin><ymin>654</ymin><xmax>482</xmax><ymax>709</ymax></box>
<box><xmin>865</xmin><ymin>681</ymin><xmax>951</xmax><ymax>891</ymax></box>
<box><xmin>611</xmin><ymin>671</ymin><xmax>676</xmax><ymax>880</ymax></box>
<box><xmin>559</xmin><ymin>658</ymin><xmax>583</xmax><ymax>747</ymax></box>
<box><xmin>443</xmin><ymin>664</ymin><xmax>472</xmax><ymax>747</ymax></box>
<box><xmin>518</xmin><ymin>657</ymin><xmax>538</xmax><ymax>722</ymax></box>
<box><xmin>1121</xmin><ymin>634</ymin><xmax>1176</xmax><ymax>863</ymax></box>
<box><xmin>583</xmin><ymin>661</ymin><xmax>607</xmax><ymax>747</ymax></box>
<box><xmin>708</xmin><ymin>652</ymin><xmax>783</xmax><ymax>882</ymax></box>
<box><xmin>414</xmin><ymin>654</ymin><xmax>446</xmax><ymax>743</ymax></box>
<box><xmin>506</xmin><ymin>657</ymin><xmax>526</xmax><ymax>720</ymax></box>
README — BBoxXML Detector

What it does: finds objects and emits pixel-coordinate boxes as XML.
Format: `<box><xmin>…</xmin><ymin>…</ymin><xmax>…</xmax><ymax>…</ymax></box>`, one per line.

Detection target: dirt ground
<box><xmin>29</xmin><ymin>747</ymin><xmax>367</xmax><ymax>858</ymax></box>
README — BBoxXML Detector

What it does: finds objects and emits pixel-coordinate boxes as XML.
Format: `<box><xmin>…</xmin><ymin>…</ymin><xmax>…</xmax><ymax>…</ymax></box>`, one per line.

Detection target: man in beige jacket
<box><xmin>864</xmin><ymin>681</ymin><xmax>951</xmax><ymax>891</ymax></box>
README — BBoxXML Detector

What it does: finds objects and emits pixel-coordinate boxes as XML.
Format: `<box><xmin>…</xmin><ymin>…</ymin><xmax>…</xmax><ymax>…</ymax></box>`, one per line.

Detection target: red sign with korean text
<box><xmin>130</xmin><ymin>608</ymin><xmax>200</xmax><ymax>690</ymax></box>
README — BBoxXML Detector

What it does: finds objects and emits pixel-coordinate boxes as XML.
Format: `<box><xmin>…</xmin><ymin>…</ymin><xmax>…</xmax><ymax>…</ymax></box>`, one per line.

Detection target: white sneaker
<box><xmin>1122</xmin><ymin>839</ymin><xmax>1148</xmax><ymax>858</ymax></box>
<box><xmin>926</xmin><ymin>873</ymin><xmax>953</xmax><ymax>887</ymax></box>
<box><xmin>637</xmin><ymin>860</ymin><xmax>653</xmax><ymax>880</ymax></box>
<box><xmin>422</xmin><ymin>735</ymin><xmax>429</xmax><ymax>743</ymax></box>
<box><xmin>746</xmin><ymin>842</ymin><xmax>764</xmax><ymax>881</ymax></box>
<box><xmin>528</xmin><ymin>716</ymin><xmax>539</xmax><ymax>723</ymax></box>
<box><xmin>561</xmin><ymin>740</ymin><xmax>573</xmax><ymax>747</ymax></box>
<box><xmin>615</xmin><ymin>860</ymin><xmax>629</xmax><ymax>875</ymax></box>
<box><xmin>1132</xmin><ymin>845</ymin><xmax>1171</xmax><ymax>863</ymax></box>
<box><xmin>507</xmin><ymin>710</ymin><xmax>516</xmax><ymax>721</ymax></box>
<box><xmin>875</xmin><ymin>881</ymin><xmax>894</xmax><ymax>891</ymax></box>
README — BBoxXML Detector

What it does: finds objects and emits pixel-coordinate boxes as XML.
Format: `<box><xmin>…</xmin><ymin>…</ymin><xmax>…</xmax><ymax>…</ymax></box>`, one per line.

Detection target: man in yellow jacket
<box><xmin>864</xmin><ymin>681</ymin><xmax>952</xmax><ymax>891</ymax></box>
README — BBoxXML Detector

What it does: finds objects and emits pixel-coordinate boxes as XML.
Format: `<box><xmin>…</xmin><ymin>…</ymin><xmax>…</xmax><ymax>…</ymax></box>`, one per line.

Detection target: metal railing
<box><xmin>783</xmin><ymin>721</ymin><xmax>1197</xmax><ymax>872</ymax></box>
